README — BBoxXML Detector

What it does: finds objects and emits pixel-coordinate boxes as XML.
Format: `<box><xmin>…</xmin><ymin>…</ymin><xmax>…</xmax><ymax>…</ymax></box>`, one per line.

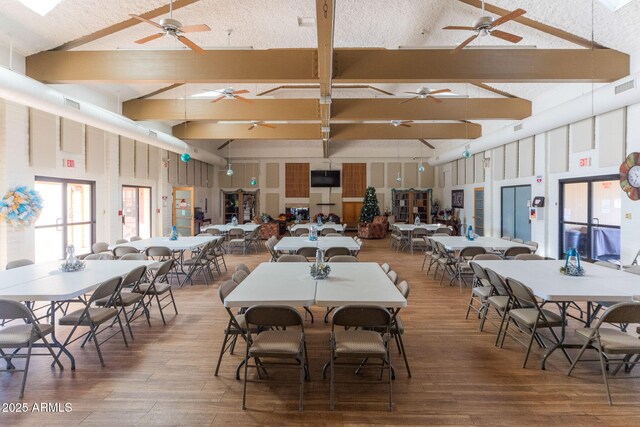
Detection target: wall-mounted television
<box><xmin>311</xmin><ymin>170</ymin><xmax>340</xmax><ymax>187</ymax></box>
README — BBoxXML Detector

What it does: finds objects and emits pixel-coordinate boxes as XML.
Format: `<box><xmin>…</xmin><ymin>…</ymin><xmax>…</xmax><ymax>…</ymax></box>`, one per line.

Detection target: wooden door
<box><xmin>342</xmin><ymin>202</ymin><xmax>363</xmax><ymax>229</ymax></box>
<box><xmin>172</xmin><ymin>186</ymin><xmax>194</xmax><ymax>236</ymax></box>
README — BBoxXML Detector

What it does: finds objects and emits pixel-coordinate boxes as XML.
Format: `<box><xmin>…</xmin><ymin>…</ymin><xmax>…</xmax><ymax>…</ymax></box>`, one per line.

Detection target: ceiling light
<box><xmin>297</xmin><ymin>17</ymin><xmax>315</xmax><ymax>27</ymax></box>
<box><xmin>598</xmin><ymin>0</ymin><xmax>635</xmax><ymax>11</ymax></box>
<box><xmin>17</xmin><ymin>0</ymin><xmax>62</xmax><ymax>15</ymax></box>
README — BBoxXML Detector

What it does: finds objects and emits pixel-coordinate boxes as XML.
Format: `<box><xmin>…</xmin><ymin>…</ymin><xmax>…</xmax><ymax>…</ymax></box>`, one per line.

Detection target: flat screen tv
<box><xmin>311</xmin><ymin>170</ymin><xmax>340</xmax><ymax>187</ymax></box>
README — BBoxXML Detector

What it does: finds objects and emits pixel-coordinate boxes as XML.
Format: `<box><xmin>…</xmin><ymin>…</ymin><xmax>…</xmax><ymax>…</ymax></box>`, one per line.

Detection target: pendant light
<box><xmin>396</xmin><ymin>140</ymin><xmax>402</xmax><ymax>183</ymax></box>
<box><xmin>226</xmin><ymin>139</ymin><xmax>234</xmax><ymax>176</ymax></box>
<box><xmin>181</xmin><ymin>84</ymin><xmax>190</xmax><ymax>162</ymax></box>
<box><xmin>418</xmin><ymin>139</ymin><xmax>425</xmax><ymax>172</ymax></box>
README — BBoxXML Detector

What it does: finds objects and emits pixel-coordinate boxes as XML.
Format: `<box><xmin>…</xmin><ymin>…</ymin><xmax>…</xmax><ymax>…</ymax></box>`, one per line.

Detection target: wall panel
<box><xmin>548</xmin><ymin>126</ymin><xmax>569</xmax><ymax>173</ymax></box>
<box><xmin>29</xmin><ymin>109</ymin><xmax>57</xmax><ymax>168</ymax></box>
<box><xmin>186</xmin><ymin>158</ymin><xmax>195</xmax><ymax>185</ymax></box>
<box><xmin>599</xmin><ymin>108</ymin><xmax>625</xmax><ymax>168</ymax></box>
<box><xmin>134</xmin><ymin>141</ymin><xmax>148</xmax><ymax>179</ymax></box>
<box><xmin>266</xmin><ymin>163</ymin><xmax>280</xmax><ymax>188</ymax></box>
<box><xmin>285</xmin><ymin>163</ymin><xmax>310</xmax><ymax>197</ymax></box>
<box><xmin>457</xmin><ymin>159</ymin><xmax>465</xmax><ymax>185</ymax></box>
<box><xmin>451</xmin><ymin>161</ymin><xmax>458</xmax><ymax>186</ymax></box>
<box><xmin>177</xmin><ymin>155</ymin><xmax>187</xmax><ymax>184</ymax></box>
<box><xmin>420</xmin><ymin>164</ymin><xmax>435</xmax><ymax>188</ymax></box>
<box><xmin>404</xmin><ymin>162</ymin><xmax>418</xmax><ymax>188</ymax></box>
<box><xmin>119</xmin><ymin>137</ymin><xmax>135</xmax><ymax>178</ymax></box>
<box><xmin>194</xmin><ymin>160</ymin><xmax>202</xmax><ymax>186</ymax></box>
<box><xmin>148</xmin><ymin>146</ymin><xmax>160</xmax><ymax>180</ymax></box>
<box><xmin>474</xmin><ymin>153</ymin><xmax>485</xmax><ymax>183</ymax></box>
<box><xmin>342</xmin><ymin>163</ymin><xmax>367</xmax><ymax>197</ymax></box>
<box><xmin>465</xmin><ymin>158</ymin><xmax>474</xmax><ymax>184</ymax></box>
<box><xmin>493</xmin><ymin>146</ymin><xmax>505</xmax><ymax>180</ymax></box>
<box><xmin>371</xmin><ymin>162</ymin><xmax>385</xmax><ymax>188</ymax></box>
<box><xmin>265</xmin><ymin>193</ymin><xmax>279</xmax><ymax>216</ymax></box>
<box><xmin>85</xmin><ymin>126</ymin><xmax>105</xmax><ymax>174</ymax></box>
<box><xmin>518</xmin><ymin>137</ymin><xmax>534</xmax><ymax>177</ymax></box>
<box><xmin>168</xmin><ymin>152</ymin><xmax>178</xmax><ymax>184</ymax></box>
<box><xmin>386</xmin><ymin>162</ymin><xmax>401</xmax><ymax>188</ymax></box>
<box><xmin>60</xmin><ymin>118</ymin><xmax>83</xmax><ymax>154</ymax></box>
<box><xmin>570</xmin><ymin>117</ymin><xmax>594</xmax><ymax>153</ymax></box>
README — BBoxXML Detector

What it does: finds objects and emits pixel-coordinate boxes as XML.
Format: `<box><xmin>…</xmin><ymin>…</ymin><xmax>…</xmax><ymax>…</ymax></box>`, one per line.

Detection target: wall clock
<box><xmin>620</xmin><ymin>152</ymin><xmax>640</xmax><ymax>200</ymax></box>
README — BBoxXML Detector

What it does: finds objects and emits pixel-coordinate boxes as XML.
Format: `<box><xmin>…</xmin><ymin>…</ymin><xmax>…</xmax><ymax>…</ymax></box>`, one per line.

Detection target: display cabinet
<box><xmin>221</xmin><ymin>189</ymin><xmax>259</xmax><ymax>223</ymax></box>
<box><xmin>392</xmin><ymin>189</ymin><xmax>432</xmax><ymax>223</ymax></box>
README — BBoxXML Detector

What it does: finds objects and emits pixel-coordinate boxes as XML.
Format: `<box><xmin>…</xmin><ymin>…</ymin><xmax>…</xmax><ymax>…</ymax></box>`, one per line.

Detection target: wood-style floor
<box><xmin>1</xmin><ymin>235</ymin><xmax>640</xmax><ymax>426</ymax></box>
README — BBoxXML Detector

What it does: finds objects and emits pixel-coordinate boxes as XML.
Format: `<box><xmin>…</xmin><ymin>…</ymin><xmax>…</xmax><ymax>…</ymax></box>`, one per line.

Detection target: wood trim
<box><xmin>342</xmin><ymin>163</ymin><xmax>367</xmax><ymax>198</ymax></box>
<box><xmin>285</xmin><ymin>163</ymin><xmax>310</xmax><ymax>198</ymax></box>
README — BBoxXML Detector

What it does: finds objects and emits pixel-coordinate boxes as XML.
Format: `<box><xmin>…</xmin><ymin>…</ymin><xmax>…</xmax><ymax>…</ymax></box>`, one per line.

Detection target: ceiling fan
<box><xmin>248</xmin><ymin>121</ymin><xmax>276</xmax><ymax>130</ymax></box>
<box><xmin>206</xmin><ymin>88</ymin><xmax>252</xmax><ymax>104</ymax></box>
<box><xmin>419</xmin><ymin>139</ymin><xmax>435</xmax><ymax>149</ymax></box>
<box><xmin>400</xmin><ymin>87</ymin><xmax>451</xmax><ymax>104</ymax></box>
<box><xmin>390</xmin><ymin>120</ymin><xmax>413</xmax><ymax>128</ymax></box>
<box><xmin>443</xmin><ymin>0</ymin><xmax>526</xmax><ymax>53</ymax></box>
<box><xmin>129</xmin><ymin>0</ymin><xmax>210</xmax><ymax>53</ymax></box>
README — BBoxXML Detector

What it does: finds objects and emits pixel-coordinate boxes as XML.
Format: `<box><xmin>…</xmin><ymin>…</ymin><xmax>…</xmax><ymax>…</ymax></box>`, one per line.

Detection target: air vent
<box><xmin>149</xmin><ymin>130</ymin><xmax>157</xmax><ymax>138</ymax></box>
<box><xmin>64</xmin><ymin>98</ymin><xmax>80</xmax><ymax>110</ymax></box>
<box><xmin>514</xmin><ymin>123</ymin><xmax>523</xmax><ymax>132</ymax></box>
<box><xmin>615</xmin><ymin>79</ymin><xmax>635</xmax><ymax>95</ymax></box>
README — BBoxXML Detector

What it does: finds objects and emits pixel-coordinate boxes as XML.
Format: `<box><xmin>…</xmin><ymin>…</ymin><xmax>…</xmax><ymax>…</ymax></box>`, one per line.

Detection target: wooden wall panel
<box><xmin>598</xmin><ymin>108</ymin><xmax>625</xmax><ymax>168</ymax></box>
<box><xmin>119</xmin><ymin>137</ymin><xmax>135</xmax><ymax>178</ymax></box>
<box><xmin>230</xmin><ymin>163</ymin><xmax>246</xmax><ymax>188</ymax></box>
<box><xmin>29</xmin><ymin>109</ymin><xmax>57</xmax><ymax>168</ymax></box>
<box><xmin>85</xmin><ymin>126</ymin><xmax>104</xmax><ymax>174</ymax></box>
<box><xmin>285</xmin><ymin>163</ymin><xmax>310</xmax><ymax>197</ymax></box>
<box><xmin>265</xmin><ymin>193</ymin><xmax>279</xmax><ymax>216</ymax></box>
<box><xmin>387</xmin><ymin>162</ymin><xmax>401</xmax><ymax>188</ymax></box>
<box><xmin>134</xmin><ymin>141</ymin><xmax>148</xmax><ymax>179</ymax></box>
<box><xmin>266</xmin><ymin>163</ymin><xmax>279</xmax><ymax>188</ymax></box>
<box><xmin>404</xmin><ymin>162</ymin><xmax>418</xmax><ymax>188</ymax></box>
<box><xmin>548</xmin><ymin>126</ymin><xmax>569</xmax><ymax>173</ymax></box>
<box><xmin>148</xmin><ymin>146</ymin><xmax>160</xmax><ymax>180</ymax></box>
<box><xmin>60</xmin><ymin>118</ymin><xmax>83</xmax><ymax>154</ymax></box>
<box><xmin>342</xmin><ymin>163</ymin><xmax>367</xmax><ymax>198</ymax></box>
<box><xmin>370</xmin><ymin>162</ymin><xmax>384</xmax><ymax>188</ymax></box>
<box><xmin>168</xmin><ymin>152</ymin><xmax>178</xmax><ymax>184</ymax></box>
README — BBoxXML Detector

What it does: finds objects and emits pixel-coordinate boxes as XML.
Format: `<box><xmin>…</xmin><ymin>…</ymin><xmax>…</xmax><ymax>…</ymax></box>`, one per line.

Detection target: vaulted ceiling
<box><xmin>1</xmin><ymin>0</ymin><xmax>638</xmax><ymax>157</ymax></box>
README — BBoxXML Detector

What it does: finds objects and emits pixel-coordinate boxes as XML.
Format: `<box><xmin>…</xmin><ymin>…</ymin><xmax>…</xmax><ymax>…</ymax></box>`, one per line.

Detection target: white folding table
<box><xmin>202</xmin><ymin>224</ymin><xmax>261</xmax><ymax>233</ymax></box>
<box><xmin>431</xmin><ymin>236</ymin><xmax>534</xmax><ymax>252</ymax></box>
<box><xmin>290</xmin><ymin>223</ymin><xmax>345</xmax><ymax>233</ymax></box>
<box><xmin>393</xmin><ymin>224</ymin><xmax>443</xmax><ymax>252</ymax></box>
<box><xmin>273</xmin><ymin>236</ymin><xmax>360</xmax><ymax>252</ymax></box>
<box><xmin>111</xmin><ymin>235</ymin><xmax>221</xmax><ymax>252</ymax></box>
<box><xmin>0</xmin><ymin>260</ymin><xmax>156</xmax><ymax>369</ymax></box>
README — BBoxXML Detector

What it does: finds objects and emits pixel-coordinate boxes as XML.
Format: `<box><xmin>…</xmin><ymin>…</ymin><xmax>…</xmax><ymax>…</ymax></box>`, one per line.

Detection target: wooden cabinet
<box><xmin>342</xmin><ymin>201</ymin><xmax>363</xmax><ymax>229</ymax></box>
<box><xmin>392</xmin><ymin>189</ymin><xmax>432</xmax><ymax>223</ymax></box>
<box><xmin>221</xmin><ymin>189</ymin><xmax>259</xmax><ymax>223</ymax></box>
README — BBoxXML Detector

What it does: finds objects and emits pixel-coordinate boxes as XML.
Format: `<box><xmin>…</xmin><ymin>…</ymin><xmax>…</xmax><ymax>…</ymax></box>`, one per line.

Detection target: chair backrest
<box><xmin>469</xmin><ymin>261</ymin><xmax>490</xmax><ymax>283</ymax></box>
<box><xmin>321</xmin><ymin>228</ymin><xmax>337</xmax><ymax>235</ymax></box>
<box><xmin>294</xmin><ymin>228</ymin><xmax>308</xmax><ymax>236</ymax></box>
<box><xmin>121</xmin><ymin>265</ymin><xmax>147</xmax><ymax>287</ymax></box>
<box><xmin>218</xmin><ymin>280</ymin><xmax>239</xmax><ymax>304</ymax></box>
<box><xmin>485</xmin><ymin>268</ymin><xmax>509</xmax><ymax>296</ymax></box>
<box><xmin>0</xmin><ymin>299</ymin><xmax>34</xmax><ymax>322</ymax></box>
<box><xmin>511</xmin><ymin>238</ymin><xmax>524</xmax><ymax>244</ymax></box>
<box><xmin>380</xmin><ymin>263</ymin><xmax>391</xmax><ymax>274</ymax></box>
<box><xmin>145</xmin><ymin>246</ymin><xmax>173</xmax><ymax>258</ymax></box>
<box><xmin>245</xmin><ymin>305</ymin><xmax>304</xmax><ymax>329</ymax></box>
<box><xmin>332</xmin><ymin>305</ymin><xmax>391</xmax><ymax>329</ymax></box>
<box><xmin>235</xmin><ymin>263</ymin><xmax>251</xmax><ymax>274</ymax></box>
<box><xmin>228</xmin><ymin>228</ymin><xmax>245</xmax><ymax>239</ymax></box>
<box><xmin>129</xmin><ymin>236</ymin><xmax>142</xmax><ymax>241</ymax></box>
<box><xmin>325</xmin><ymin>247</ymin><xmax>351</xmax><ymax>258</ymax></box>
<box><xmin>207</xmin><ymin>228</ymin><xmax>222</xmax><ymax>236</ymax></box>
<box><xmin>524</xmin><ymin>241</ymin><xmax>538</xmax><ymax>252</ymax></box>
<box><xmin>153</xmin><ymin>259</ymin><xmax>175</xmax><ymax>281</ymax></box>
<box><xmin>412</xmin><ymin>228</ymin><xmax>428</xmax><ymax>237</ymax></box>
<box><xmin>92</xmin><ymin>242</ymin><xmax>109</xmax><ymax>253</ymax></box>
<box><xmin>501</xmin><ymin>236</ymin><xmax>512</xmax><ymax>240</ymax></box>
<box><xmin>387</xmin><ymin>270</ymin><xmax>398</xmax><ymax>285</ymax></box>
<box><xmin>6</xmin><ymin>259</ymin><xmax>34</xmax><ymax>270</ymax></box>
<box><xmin>277</xmin><ymin>254</ymin><xmax>308</xmax><ymax>263</ymax></box>
<box><xmin>459</xmin><ymin>246</ymin><xmax>487</xmax><ymax>259</ymax></box>
<box><xmin>115</xmin><ymin>238</ymin><xmax>129</xmax><ymax>244</ymax></box>
<box><xmin>88</xmin><ymin>276</ymin><xmax>123</xmax><ymax>305</ymax></box>
<box><xmin>435</xmin><ymin>227</ymin><xmax>452</xmax><ymax>235</ymax></box>
<box><xmin>473</xmin><ymin>254</ymin><xmax>502</xmax><ymax>261</ymax></box>
<box><xmin>296</xmin><ymin>247</ymin><xmax>318</xmax><ymax>259</ymax></box>
<box><xmin>328</xmin><ymin>255</ymin><xmax>358</xmax><ymax>262</ymax></box>
<box><xmin>84</xmin><ymin>253</ymin><xmax>114</xmax><ymax>260</ymax></box>
<box><xmin>505</xmin><ymin>277</ymin><xmax>537</xmax><ymax>309</ymax></box>
<box><xmin>232</xmin><ymin>270</ymin><xmax>249</xmax><ymax>284</ymax></box>
<box><xmin>594</xmin><ymin>260</ymin><xmax>620</xmax><ymax>270</ymax></box>
<box><xmin>503</xmin><ymin>246</ymin><xmax>531</xmax><ymax>257</ymax></box>
<box><xmin>598</xmin><ymin>302</ymin><xmax>640</xmax><ymax>325</ymax></box>
<box><xmin>397</xmin><ymin>280</ymin><xmax>410</xmax><ymax>299</ymax></box>
<box><xmin>432</xmin><ymin>232</ymin><xmax>449</xmax><ymax>237</ymax></box>
<box><xmin>324</xmin><ymin>233</ymin><xmax>343</xmax><ymax>237</ymax></box>
<box><xmin>514</xmin><ymin>254</ymin><xmax>544</xmax><ymax>260</ymax></box>
<box><xmin>119</xmin><ymin>253</ymin><xmax>148</xmax><ymax>261</ymax></box>
<box><xmin>113</xmin><ymin>246</ymin><xmax>140</xmax><ymax>258</ymax></box>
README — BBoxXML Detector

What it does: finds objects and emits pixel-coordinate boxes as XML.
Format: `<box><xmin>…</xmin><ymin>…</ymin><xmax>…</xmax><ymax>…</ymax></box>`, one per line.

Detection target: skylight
<box><xmin>598</xmin><ymin>0</ymin><xmax>635</xmax><ymax>11</ymax></box>
<box><xmin>17</xmin><ymin>0</ymin><xmax>62</xmax><ymax>16</ymax></box>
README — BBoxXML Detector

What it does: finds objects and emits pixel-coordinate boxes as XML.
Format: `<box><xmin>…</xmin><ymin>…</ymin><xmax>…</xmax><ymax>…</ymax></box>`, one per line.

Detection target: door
<box><xmin>501</xmin><ymin>185</ymin><xmax>531</xmax><ymax>241</ymax></box>
<box><xmin>560</xmin><ymin>175</ymin><xmax>621</xmax><ymax>261</ymax></box>
<box><xmin>342</xmin><ymin>202</ymin><xmax>363</xmax><ymax>229</ymax></box>
<box><xmin>172</xmin><ymin>187</ymin><xmax>194</xmax><ymax>236</ymax></box>
<box><xmin>474</xmin><ymin>187</ymin><xmax>484</xmax><ymax>236</ymax></box>
<box><xmin>34</xmin><ymin>177</ymin><xmax>95</xmax><ymax>261</ymax></box>
<box><xmin>122</xmin><ymin>186</ymin><xmax>151</xmax><ymax>240</ymax></box>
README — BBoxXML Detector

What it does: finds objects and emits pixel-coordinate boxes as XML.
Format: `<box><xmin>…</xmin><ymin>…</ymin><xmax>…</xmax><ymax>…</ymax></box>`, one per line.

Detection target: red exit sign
<box><xmin>64</xmin><ymin>159</ymin><xmax>75</xmax><ymax>168</ymax></box>
<box><xmin>578</xmin><ymin>157</ymin><xmax>591</xmax><ymax>167</ymax></box>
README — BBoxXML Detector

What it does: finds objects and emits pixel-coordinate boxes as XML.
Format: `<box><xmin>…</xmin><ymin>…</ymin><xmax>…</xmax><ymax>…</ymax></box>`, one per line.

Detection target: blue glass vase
<box><xmin>170</xmin><ymin>226</ymin><xmax>178</xmax><ymax>241</ymax></box>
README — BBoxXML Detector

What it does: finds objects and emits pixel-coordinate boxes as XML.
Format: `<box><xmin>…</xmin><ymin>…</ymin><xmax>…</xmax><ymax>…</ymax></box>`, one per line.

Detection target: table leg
<box><xmin>48</xmin><ymin>301</ymin><xmax>76</xmax><ymax>370</ymax></box>
<box><xmin>540</xmin><ymin>302</ymin><xmax>575</xmax><ymax>370</ymax></box>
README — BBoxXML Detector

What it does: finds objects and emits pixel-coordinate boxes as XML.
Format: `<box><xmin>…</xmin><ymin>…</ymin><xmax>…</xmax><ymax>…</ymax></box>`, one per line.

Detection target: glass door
<box><xmin>172</xmin><ymin>187</ymin><xmax>194</xmax><ymax>236</ymax></box>
<box><xmin>122</xmin><ymin>186</ymin><xmax>151</xmax><ymax>240</ymax></box>
<box><xmin>501</xmin><ymin>185</ymin><xmax>531</xmax><ymax>241</ymax></box>
<box><xmin>35</xmin><ymin>177</ymin><xmax>95</xmax><ymax>261</ymax></box>
<box><xmin>474</xmin><ymin>187</ymin><xmax>484</xmax><ymax>236</ymax></box>
<box><xmin>560</xmin><ymin>176</ymin><xmax>621</xmax><ymax>261</ymax></box>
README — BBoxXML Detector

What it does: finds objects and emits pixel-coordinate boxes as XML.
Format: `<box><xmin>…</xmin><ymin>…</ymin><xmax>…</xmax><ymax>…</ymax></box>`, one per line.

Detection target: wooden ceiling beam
<box><xmin>455</xmin><ymin>0</ymin><xmax>605</xmax><ymax>49</ymax></box>
<box><xmin>471</xmin><ymin>83</ymin><xmax>517</xmax><ymax>98</ymax></box>
<box><xmin>123</xmin><ymin>97</ymin><xmax>530</xmax><ymax>121</ymax></box>
<box><xmin>172</xmin><ymin>122</ymin><xmax>481</xmax><ymax>140</ymax></box>
<box><xmin>316</xmin><ymin>0</ymin><xmax>336</xmax><ymax>156</ymax></box>
<box><xmin>50</xmin><ymin>0</ymin><xmax>200</xmax><ymax>51</ymax></box>
<box><xmin>26</xmin><ymin>49</ymin><xmax>629</xmax><ymax>84</ymax></box>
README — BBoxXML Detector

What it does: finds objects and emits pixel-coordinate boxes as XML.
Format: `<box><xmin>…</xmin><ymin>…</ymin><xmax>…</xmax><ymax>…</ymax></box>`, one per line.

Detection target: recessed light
<box><xmin>17</xmin><ymin>0</ymin><xmax>62</xmax><ymax>16</ymax></box>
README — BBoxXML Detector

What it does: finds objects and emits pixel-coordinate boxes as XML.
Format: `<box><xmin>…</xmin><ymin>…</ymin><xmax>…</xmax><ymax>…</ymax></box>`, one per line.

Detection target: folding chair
<box><xmin>324</xmin><ymin>247</ymin><xmax>351</xmax><ymax>260</ymax></box>
<box><xmin>181</xmin><ymin>241</ymin><xmax>214</xmax><ymax>286</ymax></box>
<box><xmin>132</xmin><ymin>259</ymin><xmax>178</xmax><ymax>325</ymax></box>
<box><xmin>113</xmin><ymin>246</ymin><xmax>139</xmax><ymax>259</ymax></box>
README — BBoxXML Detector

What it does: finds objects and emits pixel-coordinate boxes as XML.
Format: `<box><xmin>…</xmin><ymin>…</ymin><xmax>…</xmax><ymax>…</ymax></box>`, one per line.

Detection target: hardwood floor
<box><xmin>1</xmin><ymin>235</ymin><xmax>640</xmax><ymax>426</ymax></box>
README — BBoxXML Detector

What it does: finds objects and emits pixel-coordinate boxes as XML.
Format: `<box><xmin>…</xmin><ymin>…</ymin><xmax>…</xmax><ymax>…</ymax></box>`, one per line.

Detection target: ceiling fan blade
<box><xmin>134</xmin><ymin>33</ymin><xmax>164</xmax><ymax>45</ymax></box>
<box><xmin>450</xmin><ymin>34</ymin><xmax>478</xmax><ymax>54</ymax></box>
<box><xmin>233</xmin><ymin>89</ymin><xmax>250</xmax><ymax>95</ymax></box>
<box><xmin>491</xmin><ymin>8</ymin><xmax>526</xmax><ymax>28</ymax></box>
<box><xmin>443</xmin><ymin>26</ymin><xmax>476</xmax><ymax>30</ymax></box>
<box><xmin>260</xmin><ymin>123</ymin><xmax>277</xmax><ymax>129</ymax></box>
<box><xmin>419</xmin><ymin>139</ymin><xmax>435</xmax><ymax>149</ymax></box>
<box><xmin>401</xmin><ymin>120</ymin><xmax>414</xmax><ymax>124</ymax></box>
<box><xmin>181</xmin><ymin>24</ymin><xmax>211</xmax><ymax>33</ymax></box>
<box><xmin>402</xmin><ymin>91</ymin><xmax>421</xmax><ymax>95</ymax></box>
<box><xmin>427</xmin><ymin>95</ymin><xmax>443</xmax><ymax>104</ymax></box>
<box><xmin>217</xmin><ymin>139</ymin><xmax>233</xmax><ymax>150</ymax></box>
<box><xmin>177</xmin><ymin>35</ymin><xmax>205</xmax><ymax>54</ymax></box>
<box><xmin>399</xmin><ymin>123</ymin><xmax>412</xmax><ymax>128</ymax></box>
<box><xmin>248</xmin><ymin>124</ymin><xmax>256</xmax><ymax>130</ymax></box>
<box><xmin>428</xmin><ymin>89</ymin><xmax>451</xmax><ymax>95</ymax></box>
<box><xmin>399</xmin><ymin>96</ymin><xmax>419</xmax><ymax>105</ymax></box>
<box><xmin>210</xmin><ymin>95</ymin><xmax>225</xmax><ymax>103</ymax></box>
<box><xmin>490</xmin><ymin>29</ymin><xmax>523</xmax><ymax>44</ymax></box>
<box><xmin>234</xmin><ymin>95</ymin><xmax>253</xmax><ymax>104</ymax></box>
<box><xmin>129</xmin><ymin>14</ymin><xmax>163</xmax><ymax>29</ymax></box>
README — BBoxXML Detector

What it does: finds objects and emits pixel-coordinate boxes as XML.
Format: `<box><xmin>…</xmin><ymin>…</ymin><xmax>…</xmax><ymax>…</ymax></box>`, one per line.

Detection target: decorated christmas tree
<box><xmin>359</xmin><ymin>186</ymin><xmax>381</xmax><ymax>223</ymax></box>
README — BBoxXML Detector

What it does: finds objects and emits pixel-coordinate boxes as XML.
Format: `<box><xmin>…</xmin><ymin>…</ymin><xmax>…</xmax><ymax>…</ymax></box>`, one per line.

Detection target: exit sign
<box><xmin>578</xmin><ymin>157</ymin><xmax>591</xmax><ymax>167</ymax></box>
<box><xmin>64</xmin><ymin>159</ymin><xmax>75</xmax><ymax>168</ymax></box>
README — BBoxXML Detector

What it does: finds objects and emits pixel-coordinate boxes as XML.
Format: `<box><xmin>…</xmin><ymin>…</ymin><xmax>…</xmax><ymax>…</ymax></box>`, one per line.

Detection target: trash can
<box><xmin>564</xmin><ymin>229</ymin><xmax>581</xmax><ymax>252</ymax></box>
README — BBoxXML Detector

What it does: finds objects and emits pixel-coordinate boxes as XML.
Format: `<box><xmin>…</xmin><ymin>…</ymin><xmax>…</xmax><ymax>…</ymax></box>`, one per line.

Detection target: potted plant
<box><xmin>260</xmin><ymin>212</ymin><xmax>271</xmax><ymax>223</ymax></box>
